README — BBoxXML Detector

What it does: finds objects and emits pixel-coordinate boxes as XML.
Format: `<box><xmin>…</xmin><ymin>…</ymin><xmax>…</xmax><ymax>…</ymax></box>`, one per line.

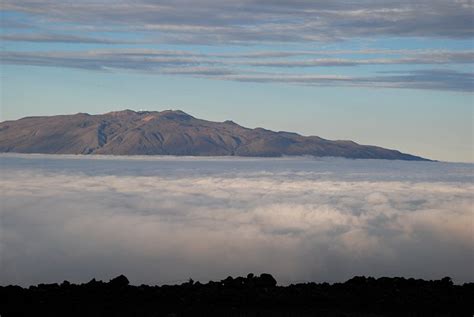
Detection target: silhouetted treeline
<box><xmin>1</xmin><ymin>274</ymin><xmax>473</xmax><ymax>316</ymax></box>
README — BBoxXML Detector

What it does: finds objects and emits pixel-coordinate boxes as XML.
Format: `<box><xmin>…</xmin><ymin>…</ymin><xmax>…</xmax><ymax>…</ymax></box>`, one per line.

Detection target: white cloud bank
<box><xmin>0</xmin><ymin>154</ymin><xmax>473</xmax><ymax>286</ymax></box>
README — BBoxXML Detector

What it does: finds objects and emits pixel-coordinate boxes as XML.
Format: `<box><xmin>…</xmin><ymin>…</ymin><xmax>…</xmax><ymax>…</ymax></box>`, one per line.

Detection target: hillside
<box><xmin>0</xmin><ymin>110</ymin><xmax>428</xmax><ymax>160</ymax></box>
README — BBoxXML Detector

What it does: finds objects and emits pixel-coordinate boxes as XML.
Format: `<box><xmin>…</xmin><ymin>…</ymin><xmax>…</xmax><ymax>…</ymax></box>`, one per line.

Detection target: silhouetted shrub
<box><xmin>1</xmin><ymin>274</ymin><xmax>472</xmax><ymax>316</ymax></box>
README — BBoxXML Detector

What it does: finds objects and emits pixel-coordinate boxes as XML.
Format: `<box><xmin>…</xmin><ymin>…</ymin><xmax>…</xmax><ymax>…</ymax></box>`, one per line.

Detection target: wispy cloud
<box><xmin>215</xmin><ymin>70</ymin><xmax>474</xmax><ymax>92</ymax></box>
<box><xmin>1</xmin><ymin>49</ymin><xmax>472</xmax><ymax>91</ymax></box>
<box><xmin>0</xmin><ymin>33</ymin><xmax>134</xmax><ymax>44</ymax></box>
<box><xmin>1</xmin><ymin>155</ymin><xmax>473</xmax><ymax>286</ymax></box>
<box><xmin>2</xmin><ymin>1</ymin><xmax>473</xmax><ymax>43</ymax></box>
<box><xmin>0</xmin><ymin>50</ymin><xmax>207</xmax><ymax>71</ymax></box>
<box><xmin>243</xmin><ymin>52</ymin><xmax>474</xmax><ymax>67</ymax></box>
<box><xmin>1</xmin><ymin>1</ymin><xmax>472</xmax><ymax>92</ymax></box>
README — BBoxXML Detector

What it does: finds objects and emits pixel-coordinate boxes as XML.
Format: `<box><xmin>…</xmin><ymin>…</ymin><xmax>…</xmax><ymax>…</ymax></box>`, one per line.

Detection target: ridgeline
<box><xmin>0</xmin><ymin>110</ymin><xmax>429</xmax><ymax>160</ymax></box>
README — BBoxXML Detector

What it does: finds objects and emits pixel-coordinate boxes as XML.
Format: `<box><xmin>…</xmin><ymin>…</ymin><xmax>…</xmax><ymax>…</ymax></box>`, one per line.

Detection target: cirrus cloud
<box><xmin>1</xmin><ymin>49</ymin><xmax>473</xmax><ymax>92</ymax></box>
<box><xmin>2</xmin><ymin>0</ymin><xmax>473</xmax><ymax>43</ymax></box>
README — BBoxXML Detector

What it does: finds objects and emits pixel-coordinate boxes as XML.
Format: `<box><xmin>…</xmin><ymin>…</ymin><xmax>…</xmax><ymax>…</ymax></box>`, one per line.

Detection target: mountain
<box><xmin>0</xmin><ymin>109</ymin><xmax>428</xmax><ymax>160</ymax></box>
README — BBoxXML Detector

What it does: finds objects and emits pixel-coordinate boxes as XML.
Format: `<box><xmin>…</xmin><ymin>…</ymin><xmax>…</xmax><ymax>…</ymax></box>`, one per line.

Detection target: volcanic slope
<box><xmin>0</xmin><ymin>110</ymin><xmax>428</xmax><ymax>160</ymax></box>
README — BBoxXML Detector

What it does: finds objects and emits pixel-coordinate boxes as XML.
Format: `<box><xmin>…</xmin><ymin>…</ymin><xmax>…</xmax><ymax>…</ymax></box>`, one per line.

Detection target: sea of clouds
<box><xmin>0</xmin><ymin>154</ymin><xmax>473</xmax><ymax>286</ymax></box>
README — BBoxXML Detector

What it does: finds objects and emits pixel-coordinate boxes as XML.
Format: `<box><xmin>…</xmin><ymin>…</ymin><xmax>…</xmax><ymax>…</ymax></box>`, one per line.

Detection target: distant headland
<box><xmin>0</xmin><ymin>110</ymin><xmax>429</xmax><ymax>160</ymax></box>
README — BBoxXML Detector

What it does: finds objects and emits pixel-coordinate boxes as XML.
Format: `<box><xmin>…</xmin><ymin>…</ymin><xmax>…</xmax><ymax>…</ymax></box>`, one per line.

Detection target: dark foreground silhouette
<box><xmin>1</xmin><ymin>274</ymin><xmax>473</xmax><ymax>316</ymax></box>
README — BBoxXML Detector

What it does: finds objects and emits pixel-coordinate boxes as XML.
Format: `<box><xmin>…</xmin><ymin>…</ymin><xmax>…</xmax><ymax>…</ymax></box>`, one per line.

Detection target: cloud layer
<box><xmin>1</xmin><ymin>154</ymin><xmax>473</xmax><ymax>286</ymax></box>
<box><xmin>2</xmin><ymin>49</ymin><xmax>473</xmax><ymax>91</ymax></box>
<box><xmin>3</xmin><ymin>0</ymin><xmax>474</xmax><ymax>43</ymax></box>
<box><xmin>1</xmin><ymin>1</ymin><xmax>473</xmax><ymax>92</ymax></box>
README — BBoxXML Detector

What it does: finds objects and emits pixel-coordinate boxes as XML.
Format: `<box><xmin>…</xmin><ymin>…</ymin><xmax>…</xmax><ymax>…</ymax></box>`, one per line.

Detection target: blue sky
<box><xmin>1</xmin><ymin>0</ymin><xmax>473</xmax><ymax>162</ymax></box>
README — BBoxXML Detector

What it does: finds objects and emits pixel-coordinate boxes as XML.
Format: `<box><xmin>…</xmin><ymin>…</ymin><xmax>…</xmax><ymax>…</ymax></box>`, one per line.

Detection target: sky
<box><xmin>1</xmin><ymin>154</ymin><xmax>473</xmax><ymax>285</ymax></box>
<box><xmin>0</xmin><ymin>0</ymin><xmax>473</xmax><ymax>162</ymax></box>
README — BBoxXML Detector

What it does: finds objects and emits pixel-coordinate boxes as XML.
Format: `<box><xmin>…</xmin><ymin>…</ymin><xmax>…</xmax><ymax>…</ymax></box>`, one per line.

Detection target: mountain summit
<box><xmin>0</xmin><ymin>110</ymin><xmax>428</xmax><ymax>160</ymax></box>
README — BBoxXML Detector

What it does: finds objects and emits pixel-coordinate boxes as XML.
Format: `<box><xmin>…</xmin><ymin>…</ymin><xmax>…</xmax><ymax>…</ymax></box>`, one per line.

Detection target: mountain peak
<box><xmin>107</xmin><ymin>109</ymin><xmax>138</xmax><ymax>116</ymax></box>
<box><xmin>157</xmin><ymin>110</ymin><xmax>194</xmax><ymax>120</ymax></box>
<box><xmin>102</xmin><ymin>109</ymin><xmax>196</xmax><ymax>123</ymax></box>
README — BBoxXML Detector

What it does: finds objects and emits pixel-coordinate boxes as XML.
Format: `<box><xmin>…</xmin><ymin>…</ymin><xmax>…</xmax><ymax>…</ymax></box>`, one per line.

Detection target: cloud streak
<box><xmin>244</xmin><ymin>51</ymin><xmax>474</xmax><ymax>67</ymax></box>
<box><xmin>2</xmin><ymin>0</ymin><xmax>473</xmax><ymax>43</ymax></box>
<box><xmin>0</xmin><ymin>33</ymin><xmax>136</xmax><ymax>44</ymax></box>
<box><xmin>1</xmin><ymin>154</ymin><xmax>473</xmax><ymax>286</ymax></box>
<box><xmin>217</xmin><ymin>70</ymin><xmax>474</xmax><ymax>92</ymax></box>
<box><xmin>1</xmin><ymin>1</ymin><xmax>472</xmax><ymax>92</ymax></box>
<box><xmin>1</xmin><ymin>49</ymin><xmax>473</xmax><ymax>92</ymax></box>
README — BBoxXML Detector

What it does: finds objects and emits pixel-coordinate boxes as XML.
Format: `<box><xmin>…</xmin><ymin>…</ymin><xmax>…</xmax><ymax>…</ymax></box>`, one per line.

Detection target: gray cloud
<box><xmin>1</xmin><ymin>49</ymin><xmax>473</xmax><ymax>92</ymax></box>
<box><xmin>220</xmin><ymin>70</ymin><xmax>474</xmax><ymax>92</ymax></box>
<box><xmin>2</xmin><ymin>0</ymin><xmax>473</xmax><ymax>44</ymax></box>
<box><xmin>161</xmin><ymin>66</ymin><xmax>236</xmax><ymax>76</ymax></box>
<box><xmin>244</xmin><ymin>52</ymin><xmax>474</xmax><ymax>67</ymax></box>
<box><xmin>0</xmin><ymin>154</ymin><xmax>473</xmax><ymax>286</ymax></box>
<box><xmin>0</xmin><ymin>50</ymin><xmax>208</xmax><ymax>71</ymax></box>
<box><xmin>0</xmin><ymin>18</ymin><xmax>33</xmax><ymax>29</ymax></box>
<box><xmin>368</xmin><ymin>69</ymin><xmax>474</xmax><ymax>92</ymax></box>
<box><xmin>1</xmin><ymin>0</ymin><xmax>472</xmax><ymax>93</ymax></box>
<box><xmin>0</xmin><ymin>33</ymin><xmax>134</xmax><ymax>44</ymax></box>
<box><xmin>5</xmin><ymin>48</ymin><xmax>473</xmax><ymax>64</ymax></box>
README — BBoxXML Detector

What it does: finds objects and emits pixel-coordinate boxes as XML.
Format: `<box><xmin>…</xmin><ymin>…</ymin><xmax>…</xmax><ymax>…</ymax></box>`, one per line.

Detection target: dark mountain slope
<box><xmin>0</xmin><ymin>110</ymin><xmax>428</xmax><ymax>160</ymax></box>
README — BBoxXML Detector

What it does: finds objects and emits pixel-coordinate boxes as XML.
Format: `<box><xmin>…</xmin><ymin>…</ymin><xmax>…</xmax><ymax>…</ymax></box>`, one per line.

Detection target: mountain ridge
<box><xmin>0</xmin><ymin>109</ymin><xmax>429</xmax><ymax>161</ymax></box>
